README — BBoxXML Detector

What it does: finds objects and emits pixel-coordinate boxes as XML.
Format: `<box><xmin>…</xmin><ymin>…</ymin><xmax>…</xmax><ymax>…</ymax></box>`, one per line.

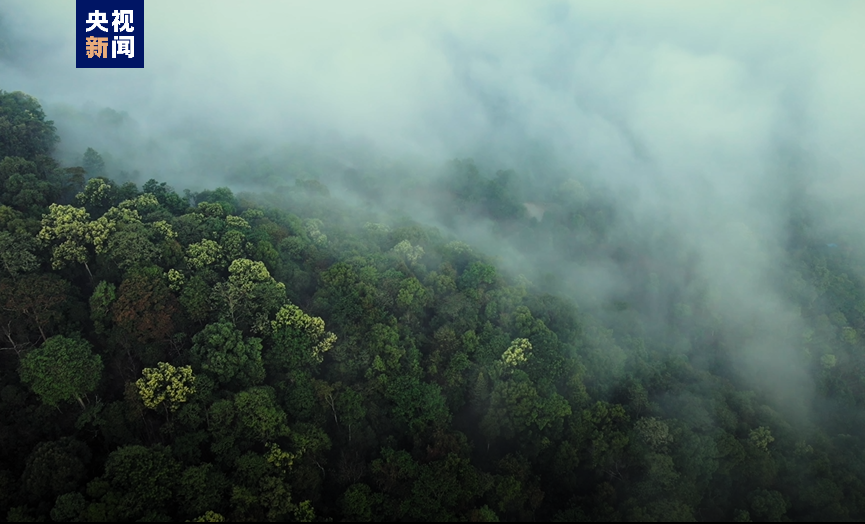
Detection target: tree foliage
<box><xmin>19</xmin><ymin>335</ymin><xmax>102</xmax><ymax>408</ymax></box>
<box><xmin>3</xmin><ymin>90</ymin><xmax>865</xmax><ymax>522</ymax></box>
<box><xmin>136</xmin><ymin>362</ymin><xmax>196</xmax><ymax>412</ymax></box>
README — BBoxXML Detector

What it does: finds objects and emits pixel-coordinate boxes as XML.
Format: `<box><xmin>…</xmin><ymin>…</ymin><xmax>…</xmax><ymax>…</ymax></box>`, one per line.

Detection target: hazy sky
<box><xmin>3</xmin><ymin>1</ymin><xmax>863</xmax><ymax>169</ymax></box>
<box><xmin>4</xmin><ymin>1</ymin><xmax>865</xmax><ymax>415</ymax></box>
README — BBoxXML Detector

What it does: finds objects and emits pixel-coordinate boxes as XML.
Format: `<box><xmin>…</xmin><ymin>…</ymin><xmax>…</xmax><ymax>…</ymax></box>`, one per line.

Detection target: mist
<box><xmin>4</xmin><ymin>0</ymin><xmax>865</xmax><ymax>424</ymax></box>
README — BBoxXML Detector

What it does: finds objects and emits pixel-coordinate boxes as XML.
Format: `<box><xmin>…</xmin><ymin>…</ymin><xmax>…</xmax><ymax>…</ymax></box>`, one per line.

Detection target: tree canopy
<box><xmin>2</xmin><ymin>90</ymin><xmax>865</xmax><ymax>522</ymax></box>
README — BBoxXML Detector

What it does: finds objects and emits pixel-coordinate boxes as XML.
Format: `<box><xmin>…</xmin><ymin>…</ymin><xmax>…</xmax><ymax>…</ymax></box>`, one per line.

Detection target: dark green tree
<box><xmin>190</xmin><ymin>321</ymin><xmax>265</xmax><ymax>387</ymax></box>
<box><xmin>0</xmin><ymin>91</ymin><xmax>59</xmax><ymax>159</ymax></box>
<box><xmin>19</xmin><ymin>335</ymin><xmax>102</xmax><ymax>408</ymax></box>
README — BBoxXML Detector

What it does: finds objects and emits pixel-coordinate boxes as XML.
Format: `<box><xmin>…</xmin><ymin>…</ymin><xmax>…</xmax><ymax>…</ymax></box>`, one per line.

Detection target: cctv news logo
<box><xmin>76</xmin><ymin>1</ymin><xmax>144</xmax><ymax>68</ymax></box>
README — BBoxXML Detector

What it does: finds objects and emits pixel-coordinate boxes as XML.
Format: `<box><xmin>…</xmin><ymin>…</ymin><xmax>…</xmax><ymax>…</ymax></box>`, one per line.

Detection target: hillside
<box><xmin>2</xmin><ymin>89</ymin><xmax>865</xmax><ymax>522</ymax></box>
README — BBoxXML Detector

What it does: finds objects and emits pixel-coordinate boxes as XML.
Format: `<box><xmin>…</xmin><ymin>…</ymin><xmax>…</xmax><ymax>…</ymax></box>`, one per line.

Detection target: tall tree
<box><xmin>19</xmin><ymin>335</ymin><xmax>103</xmax><ymax>408</ymax></box>
<box><xmin>81</xmin><ymin>148</ymin><xmax>106</xmax><ymax>178</ymax></box>
<box><xmin>135</xmin><ymin>362</ymin><xmax>196</xmax><ymax>414</ymax></box>
<box><xmin>190</xmin><ymin>322</ymin><xmax>265</xmax><ymax>387</ymax></box>
<box><xmin>0</xmin><ymin>90</ymin><xmax>59</xmax><ymax>159</ymax></box>
<box><xmin>268</xmin><ymin>303</ymin><xmax>336</xmax><ymax>374</ymax></box>
<box><xmin>112</xmin><ymin>266</ymin><xmax>180</xmax><ymax>345</ymax></box>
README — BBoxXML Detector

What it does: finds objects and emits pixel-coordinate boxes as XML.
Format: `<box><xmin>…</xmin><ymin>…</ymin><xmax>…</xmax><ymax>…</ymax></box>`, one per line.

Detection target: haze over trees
<box><xmin>1</xmin><ymin>1</ymin><xmax>865</xmax><ymax>521</ymax></box>
<box><xmin>1</xmin><ymin>86</ymin><xmax>865</xmax><ymax>521</ymax></box>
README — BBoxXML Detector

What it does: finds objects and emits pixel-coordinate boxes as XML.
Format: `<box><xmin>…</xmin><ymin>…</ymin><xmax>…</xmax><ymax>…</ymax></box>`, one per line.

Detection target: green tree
<box><xmin>186</xmin><ymin>238</ymin><xmax>224</xmax><ymax>270</ymax></box>
<box><xmin>19</xmin><ymin>335</ymin><xmax>102</xmax><ymax>408</ymax></box>
<box><xmin>459</xmin><ymin>261</ymin><xmax>497</xmax><ymax>291</ymax></box>
<box><xmin>387</xmin><ymin>375</ymin><xmax>450</xmax><ymax>432</ymax></box>
<box><xmin>234</xmin><ymin>386</ymin><xmax>289</xmax><ymax>441</ymax></box>
<box><xmin>190</xmin><ymin>322</ymin><xmax>265</xmax><ymax>387</ymax></box>
<box><xmin>51</xmin><ymin>492</ymin><xmax>86</xmax><ymax>522</ymax></box>
<box><xmin>0</xmin><ymin>273</ymin><xmax>70</xmax><ymax>343</ymax></box>
<box><xmin>37</xmin><ymin>203</ymin><xmax>94</xmax><ymax>275</ymax></box>
<box><xmin>89</xmin><ymin>280</ymin><xmax>116</xmax><ymax>334</ymax></box>
<box><xmin>502</xmin><ymin>338</ymin><xmax>532</xmax><ymax>367</ymax></box>
<box><xmin>142</xmin><ymin>178</ymin><xmax>188</xmax><ymax>215</ymax></box>
<box><xmin>635</xmin><ymin>417</ymin><xmax>673</xmax><ymax>451</ymax></box>
<box><xmin>180</xmin><ymin>274</ymin><xmax>213</xmax><ymax>324</ymax></box>
<box><xmin>749</xmin><ymin>426</ymin><xmax>775</xmax><ymax>453</ymax></box>
<box><xmin>74</xmin><ymin>177</ymin><xmax>116</xmax><ymax>215</ymax></box>
<box><xmin>396</xmin><ymin>277</ymin><xmax>430</xmax><ymax>321</ymax></box>
<box><xmin>392</xmin><ymin>240</ymin><xmax>424</xmax><ymax>264</ymax></box>
<box><xmin>0</xmin><ymin>90</ymin><xmax>59</xmax><ymax>159</ymax></box>
<box><xmin>82</xmin><ymin>148</ymin><xmax>106</xmax><ymax>177</ymax></box>
<box><xmin>580</xmin><ymin>401</ymin><xmax>630</xmax><ymax>474</ymax></box>
<box><xmin>748</xmin><ymin>489</ymin><xmax>788</xmax><ymax>522</ymax></box>
<box><xmin>22</xmin><ymin>437</ymin><xmax>91</xmax><ymax>501</ymax></box>
<box><xmin>212</xmin><ymin>258</ymin><xmax>286</xmax><ymax>333</ymax></box>
<box><xmin>89</xmin><ymin>444</ymin><xmax>181</xmax><ymax>521</ymax></box>
<box><xmin>480</xmin><ymin>371</ymin><xmax>542</xmax><ymax>442</ymax></box>
<box><xmin>0</xmin><ymin>230</ymin><xmax>39</xmax><ymax>276</ymax></box>
<box><xmin>268</xmin><ymin>303</ymin><xmax>336</xmax><ymax>373</ymax></box>
<box><xmin>135</xmin><ymin>362</ymin><xmax>196</xmax><ymax>413</ymax></box>
<box><xmin>177</xmin><ymin>463</ymin><xmax>231</xmax><ymax>519</ymax></box>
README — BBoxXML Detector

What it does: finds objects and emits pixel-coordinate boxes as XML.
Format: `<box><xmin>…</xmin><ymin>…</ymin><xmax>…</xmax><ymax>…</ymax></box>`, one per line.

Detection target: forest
<box><xmin>1</xmin><ymin>87</ymin><xmax>865</xmax><ymax>522</ymax></box>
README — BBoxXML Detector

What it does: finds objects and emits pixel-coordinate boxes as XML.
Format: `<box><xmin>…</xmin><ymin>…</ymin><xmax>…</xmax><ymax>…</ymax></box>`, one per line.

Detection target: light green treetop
<box><xmin>502</xmin><ymin>338</ymin><xmax>532</xmax><ymax>367</ymax></box>
<box><xmin>37</xmin><ymin>204</ymin><xmax>91</xmax><ymax>270</ymax></box>
<box><xmin>392</xmin><ymin>240</ymin><xmax>424</xmax><ymax>263</ymax></box>
<box><xmin>270</xmin><ymin>303</ymin><xmax>337</xmax><ymax>370</ymax></box>
<box><xmin>136</xmin><ymin>362</ymin><xmax>196</xmax><ymax>413</ymax></box>
<box><xmin>186</xmin><ymin>239</ymin><xmax>223</xmax><ymax>270</ymax></box>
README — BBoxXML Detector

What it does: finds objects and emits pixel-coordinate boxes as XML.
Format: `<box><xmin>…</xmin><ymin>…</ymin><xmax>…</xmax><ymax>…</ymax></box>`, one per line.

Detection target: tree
<box><xmin>268</xmin><ymin>303</ymin><xmax>336</xmax><ymax>373</ymax></box>
<box><xmin>234</xmin><ymin>386</ymin><xmax>288</xmax><ymax>441</ymax></box>
<box><xmin>90</xmin><ymin>444</ymin><xmax>181</xmax><ymax>520</ymax></box>
<box><xmin>0</xmin><ymin>90</ymin><xmax>59</xmax><ymax>159</ymax></box>
<box><xmin>177</xmin><ymin>463</ymin><xmax>230</xmax><ymax>518</ymax></box>
<box><xmin>82</xmin><ymin>148</ymin><xmax>106</xmax><ymax>177</ymax></box>
<box><xmin>396</xmin><ymin>277</ymin><xmax>430</xmax><ymax>322</ymax></box>
<box><xmin>190</xmin><ymin>322</ymin><xmax>265</xmax><ymax>387</ymax></box>
<box><xmin>212</xmin><ymin>258</ymin><xmax>286</xmax><ymax>333</ymax></box>
<box><xmin>579</xmin><ymin>401</ymin><xmax>630</xmax><ymax>475</ymax></box>
<box><xmin>392</xmin><ymin>240</ymin><xmax>424</xmax><ymax>264</ymax></box>
<box><xmin>0</xmin><ymin>156</ymin><xmax>55</xmax><ymax>213</ymax></box>
<box><xmin>186</xmin><ymin>238</ymin><xmax>224</xmax><ymax>270</ymax></box>
<box><xmin>89</xmin><ymin>280</ymin><xmax>116</xmax><ymax>334</ymax></box>
<box><xmin>22</xmin><ymin>437</ymin><xmax>91</xmax><ymax>501</ymax></box>
<box><xmin>51</xmin><ymin>492</ymin><xmax>86</xmax><ymax>522</ymax></box>
<box><xmin>480</xmin><ymin>371</ymin><xmax>542</xmax><ymax>442</ymax></box>
<box><xmin>0</xmin><ymin>231</ymin><xmax>38</xmax><ymax>276</ymax></box>
<box><xmin>304</xmin><ymin>218</ymin><xmax>327</xmax><ymax>246</ymax></box>
<box><xmin>112</xmin><ymin>266</ymin><xmax>180</xmax><ymax>344</ymax></box>
<box><xmin>387</xmin><ymin>375</ymin><xmax>450</xmax><ymax>433</ymax></box>
<box><xmin>36</xmin><ymin>203</ymin><xmax>93</xmax><ymax>275</ymax></box>
<box><xmin>748</xmin><ymin>489</ymin><xmax>788</xmax><ymax>522</ymax></box>
<box><xmin>502</xmin><ymin>338</ymin><xmax>531</xmax><ymax>367</ymax></box>
<box><xmin>142</xmin><ymin>178</ymin><xmax>188</xmax><ymax>215</ymax></box>
<box><xmin>748</xmin><ymin>426</ymin><xmax>775</xmax><ymax>453</ymax></box>
<box><xmin>74</xmin><ymin>177</ymin><xmax>116</xmax><ymax>215</ymax></box>
<box><xmin>635</xmin><ymin>417</ymin><xmax>673</xmax><ymax>451</ymax></box>
<box><xmin>19</xmin><ymin>335</ymin><xmax>102</xmax><ymax>408</ymax></box>
<box><xmin>180</xmin><ymin>274</ymin><xmax>213</xmax><ymax>324</ymax></box>
<box><xmin>458</xmin><ymin>261</ymin><xmax>497</xmax><ymax>291</ymax></box>
<box><xmin>0</xmin><ymin>273</ymin><xmax>70</xmax><ymax>342</ymax></box>
<box><xmin>114</xmin><ymin>226</ymin><xmax>160</xmax><ymax>271</ymax></box>
<box><xmin>341</xmin><ymin>483</ymin><xmax>382</xmax><ymax>521</ymax></box>
<box><xmin>135</xmin><ymin>362</ymin><xmax>196</xmax><ymax>413</ymax></box>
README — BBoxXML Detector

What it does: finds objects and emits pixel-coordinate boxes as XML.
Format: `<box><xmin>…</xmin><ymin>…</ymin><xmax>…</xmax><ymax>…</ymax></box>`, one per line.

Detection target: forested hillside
<box><xmin>2</xmin><ymin>89</ymin><xmax>865</xmax><ymax>522</ymax></box>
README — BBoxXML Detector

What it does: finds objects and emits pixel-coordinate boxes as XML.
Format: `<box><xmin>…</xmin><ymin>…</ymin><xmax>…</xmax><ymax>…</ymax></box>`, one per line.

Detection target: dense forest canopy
<box><xmin>3</xmin><ymin>1</ymin><xmax>865</xmax><ymax>522</ymax></box>
<box><xmin>1</xmin><ymin>84</ymin><xmax>865</xmax><ymax>521</ymax></box>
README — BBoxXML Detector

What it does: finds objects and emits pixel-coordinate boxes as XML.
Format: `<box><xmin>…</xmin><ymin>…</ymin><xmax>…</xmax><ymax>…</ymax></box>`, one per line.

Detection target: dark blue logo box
<box><xmin>76</xmin><ymin>1</ymin><xmax>144</xmax><ymax>68</ymax></box>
